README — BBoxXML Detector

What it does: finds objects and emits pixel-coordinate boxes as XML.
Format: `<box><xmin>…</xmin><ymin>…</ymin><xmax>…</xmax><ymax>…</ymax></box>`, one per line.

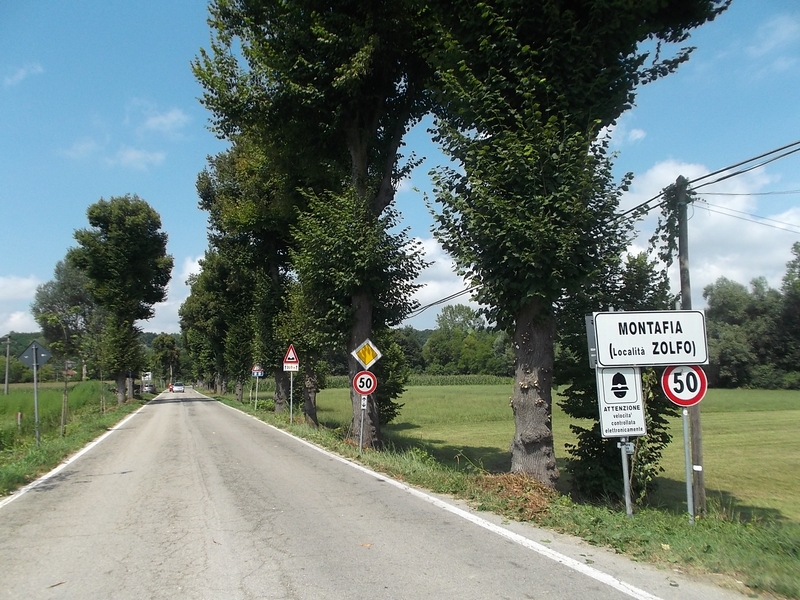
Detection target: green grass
<box><xmin>317</xmin><ymin>386</ymin><xmax>800</xmax><ymax>523</ymax></box>
<box><xmin>655</xmin><ymin>390</ymin><xmax>800</xmax><ymax>523</ymax></box>
<box><xmin>0</xmin><ymin>381</ymin><xmax>146</xmax><ymax>495</ymax></box>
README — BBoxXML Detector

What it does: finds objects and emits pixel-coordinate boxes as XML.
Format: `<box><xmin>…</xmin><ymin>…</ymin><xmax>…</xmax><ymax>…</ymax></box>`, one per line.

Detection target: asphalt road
<box><xmin>0</xmin><ymin>389</ymin><xmax>747</xmax><ymax>599</ymax></box>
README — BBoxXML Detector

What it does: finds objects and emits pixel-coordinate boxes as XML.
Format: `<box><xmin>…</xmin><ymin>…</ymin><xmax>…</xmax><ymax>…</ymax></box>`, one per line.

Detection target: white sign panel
<box><xmin>593</xmin><ymin>310</ymin><xmax>708</xmax><ymax>367</ymax></box>
<box><xmin>596</xmin><ymin>367</ymin><xmax>647</xmax><ymax>438</ymax></box>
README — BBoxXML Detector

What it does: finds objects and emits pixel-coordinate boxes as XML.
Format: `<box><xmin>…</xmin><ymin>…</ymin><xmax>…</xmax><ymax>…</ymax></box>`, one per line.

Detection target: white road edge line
<box><xmin>219</xmin><ymin>401</ymin><xmax>664</xmax><ymax>600</ymax></box>
<box><xmin>0</xmin><ymin>403</ymin><xmax>148</xmax><ymax>511</ymax></box>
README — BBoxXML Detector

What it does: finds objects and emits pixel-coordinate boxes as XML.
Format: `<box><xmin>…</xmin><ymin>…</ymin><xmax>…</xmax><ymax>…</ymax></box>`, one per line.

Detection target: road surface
<box><xmin>0</xmin><ymin>389</ymin><xmax>747</xmax><ymax>599</ymax></box>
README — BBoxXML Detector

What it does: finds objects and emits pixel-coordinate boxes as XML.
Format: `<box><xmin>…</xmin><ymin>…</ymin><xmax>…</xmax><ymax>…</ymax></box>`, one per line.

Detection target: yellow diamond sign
<box><xmin>352</xmin><ymin>339</ymin><xmax>382</xmax><ymax>370</ymax></box>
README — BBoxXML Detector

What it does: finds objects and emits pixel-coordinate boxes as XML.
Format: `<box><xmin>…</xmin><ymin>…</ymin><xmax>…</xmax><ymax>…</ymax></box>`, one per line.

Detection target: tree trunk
<box><xmin>509</xmin><ymin>299</ymin><xmax>559</xmax><ymax>488</ymax></box>
<box><xmin>115</xmin><ymin>372</ymin><xmax>126</xmax><ymax>405</ymax></box>
<box><xmin>348</xmin><ymin>291</ymin><xmax>381</xmax><ymax>448</ymax></box>
<box><xmin>303</xmin><ymin>370</ymin><xmax>319</xmax><ymax>428</ymax></box>
<box><xmin>273</xmin><ymin>368</ymin><xmax>289</xmax><ymax>413</ymax></box>
<box><xmin>235</xmin><ymin>380</ymin><xmax>243</xmax><ymax>403</ymax></box>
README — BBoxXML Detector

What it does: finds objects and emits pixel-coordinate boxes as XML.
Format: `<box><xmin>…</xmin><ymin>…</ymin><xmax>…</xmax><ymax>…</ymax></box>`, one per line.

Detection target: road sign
<box><xmin>18</xmin><ymin>341</ymin><xmax>51</xmax><ymax>369</ymax></box>
<box><xmin>351</xmin><ymin>339</ymin><xmax>382</xmax><ymax>370</ymax></box>
<box><xmin>593</xmin><ymin>310</ymin><xmax>708</xmax><ymax>368</ymax></box>
<box><xmin>353</xmin><ymin>370</ymin><xmax>378</xmax><ymax>396</ymax></box>
<box><xmin>596</xmin><ymin>367</ymin><xmax>647</xmax><ymax>438</ymax></box>
<box><xmin>661</xmin><ymin>365</ymin><xmax>708</xmax><ymax>407</ymax></box>
<box><xmin>283</xmin><ymin>344</ymin><xmax>299</xmax><ymax>372</ymax></box>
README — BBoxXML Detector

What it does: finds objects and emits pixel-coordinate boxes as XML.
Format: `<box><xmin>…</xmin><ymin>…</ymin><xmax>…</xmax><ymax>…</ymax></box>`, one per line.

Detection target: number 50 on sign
<box><xmin>661</xmin><ymin>365</ymin><xmax>708</xmax><ymax>407</ymax></box>
<box><xmin>353</xmin><ymin>370</ymin><xmax>378</xmax><ymax>396</ymax></box>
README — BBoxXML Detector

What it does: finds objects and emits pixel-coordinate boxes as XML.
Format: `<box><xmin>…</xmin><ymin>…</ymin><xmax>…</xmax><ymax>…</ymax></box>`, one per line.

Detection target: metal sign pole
<box><xmin>33</xmin><ymin>345</ymin><xmax>40</xmax><ymax>447</ymax></box>
<box><xmin>682</xmin><ymin>408</ymin><xmax>695</xmax><ymax>523</ymax></box>
<box><xmin>358</xmin><ymin>396</ymin><xmax>367</xmax><ymax>453</ymax></box>
<box><xmin>618</xmin><ymin>437</ymin><xmax>633</xmax><ymax>518</ymax></box>
<box><xmin>289</xmin><ymin>371</ymin><xmax>293</xmax><ymax>424</ymax></box>
<box><xmin>254</xmin><ymin>373</ymin><xmax>259</xmax><ymax>411</ymax></box>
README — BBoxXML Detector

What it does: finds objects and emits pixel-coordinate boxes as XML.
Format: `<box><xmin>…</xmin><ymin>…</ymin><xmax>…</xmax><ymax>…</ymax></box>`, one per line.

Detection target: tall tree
<box><xmin>193</xmin><ymin>0</ymin><xmax>435</xmax><ymax>447</ymax></box>
<box><xmin>68</xmin><ymin>195</ymin><xmax>173</xmax><ymax>403</ymax></box>
<box><xmin>429</xmin><ymin>0</ymin><xmax>729</xmax><ymax>486</ymax></box>
<box><xmin>179</xmin><ymin>251</ymin><xmax>231</xmax><ymax>393</ymax></box>
<box><xmin>31</xmin><ymin>259</ymin><xmax>97</xmax><ymax>378</ymax></box>
<box><xmin>152</xmin><ymin>333</ymin><xmax>180</xmax><ymax>386</ymax></box>
<box><xmin>291</xmin><ymin>190</ymin><xmax>425</xmax><ymax>441</ymax></box>
<box><xmin>196</xmin><ymin>136</ymin><xmax>294</xmax><ymax>408</ymax></box>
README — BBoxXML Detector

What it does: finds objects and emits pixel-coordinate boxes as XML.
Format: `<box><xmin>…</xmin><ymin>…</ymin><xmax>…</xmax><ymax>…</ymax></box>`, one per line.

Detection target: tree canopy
<box><xmin>68</xmin><ymin>195</ymin><xmax>173</xmax><ymax>402</ymax></box>
<box><xmin>428</xmin><ymin>0</ymin><xmax>729</xmax><ymax>485</ymax></box>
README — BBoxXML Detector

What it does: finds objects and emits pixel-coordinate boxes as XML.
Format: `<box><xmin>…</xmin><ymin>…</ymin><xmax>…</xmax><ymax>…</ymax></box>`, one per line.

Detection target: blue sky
<box><xmin>2</xmin><ymin>0</ymin><xmax>799</xmax><ymax>336</ymax></box>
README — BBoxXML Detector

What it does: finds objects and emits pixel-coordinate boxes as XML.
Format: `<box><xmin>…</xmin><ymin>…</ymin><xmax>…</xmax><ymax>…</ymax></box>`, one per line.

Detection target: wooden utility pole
<box><xmin>4</xmin><ymin>336</ymin><xmax>10</xmax><ymax>395</ymax></box>
<box><xmin>676</xmin><ymin>175</ymin><xmax>707</xmax><ymax>514</ymax></box>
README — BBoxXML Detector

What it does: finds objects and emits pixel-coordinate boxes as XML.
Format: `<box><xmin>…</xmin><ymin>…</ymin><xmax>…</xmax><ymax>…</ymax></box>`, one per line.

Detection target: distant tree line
<box><xmin>702</xmin><ymin>241</ymin><xmax>800</xmax><ymax>390</ymax></box>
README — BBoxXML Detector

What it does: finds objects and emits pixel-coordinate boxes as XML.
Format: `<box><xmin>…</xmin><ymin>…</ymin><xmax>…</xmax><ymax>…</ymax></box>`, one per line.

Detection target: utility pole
<box><xmin>4</xmin><ymin>336</ymin><xmax>10</xmax><ymax>395</ymax></box>
<box><xmin>676</xmin><ymin>175</ymin><xmax>707</xmax><ymax>515</ymax></box>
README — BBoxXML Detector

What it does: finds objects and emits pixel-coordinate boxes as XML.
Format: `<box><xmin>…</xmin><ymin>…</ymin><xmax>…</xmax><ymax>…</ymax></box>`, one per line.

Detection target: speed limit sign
<box><xmin>661</xmin><ymin>365</ymin><xmax>708</xmax><ymax>407</ymax></box>
<box><xmin>353</xmin><ymin>370</ymin><xmax>378</xmax><ymax>396</ymax></box>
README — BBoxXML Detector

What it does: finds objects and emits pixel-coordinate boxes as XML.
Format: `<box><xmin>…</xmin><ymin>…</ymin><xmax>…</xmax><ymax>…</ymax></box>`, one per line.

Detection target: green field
<box><xmin>316</xmin><ymin>386</ymin><xmax>800</xmax><ymax>523</ymax></box>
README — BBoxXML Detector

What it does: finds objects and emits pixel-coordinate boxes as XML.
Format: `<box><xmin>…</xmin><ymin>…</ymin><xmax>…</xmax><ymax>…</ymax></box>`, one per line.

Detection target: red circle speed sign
<box><xmin>661</xmin><ymin>365</ymin><xmax>707</xmax><ymax>407</ymax></box>
<box><xmin>353</xmin><ymin>370</ymin><xmax>378</xmax><ymax>396</ymax></box>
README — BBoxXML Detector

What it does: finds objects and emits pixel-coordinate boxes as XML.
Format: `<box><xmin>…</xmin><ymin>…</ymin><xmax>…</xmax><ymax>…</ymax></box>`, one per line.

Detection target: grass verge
<box><xmin>0</xmin><ymin>381</ymin><xmax>147</xmax><ymax>496</ymax></box>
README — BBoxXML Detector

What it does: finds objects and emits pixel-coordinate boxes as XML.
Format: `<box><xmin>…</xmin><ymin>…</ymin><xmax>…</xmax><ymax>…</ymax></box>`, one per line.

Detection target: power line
<box><xmin>701</xmin><ymin>190</ymin><xmax>800</xmax><ymax>197</ymax></box>
<box><xmin>613</xmin><ymin>139</ymin><xmax>800</xmax><ymax>224</ymax></box>
<box><xmin>406</xmin><ymin>285</ymin><xmax>480</xmax><ymax>318</ymax></box>
<box><xmin>698</xmin><ymin>205</ymin><xmax>800</xmax><ymax>235</ymax></box>
<box><xmin>687</xmin><ymin>139</ymin><xmax>800</xmax><ymax>186</ymax></box>
<box><xmin>699</xmin><ymin>200</ymin><xmax>800</xmax><ymax>230</ymax></box>
<box><xmin>692</xmin><ymin>146</ymin><xmax>800</xmax><ymax>191</ymax></box>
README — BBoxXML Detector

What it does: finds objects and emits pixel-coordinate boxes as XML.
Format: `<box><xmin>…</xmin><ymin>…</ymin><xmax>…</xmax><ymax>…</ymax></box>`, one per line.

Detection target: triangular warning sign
<box><xmin>283</xmin><ymin>344</ymin><xmax>299</xmax><ymax>364</ymax></box>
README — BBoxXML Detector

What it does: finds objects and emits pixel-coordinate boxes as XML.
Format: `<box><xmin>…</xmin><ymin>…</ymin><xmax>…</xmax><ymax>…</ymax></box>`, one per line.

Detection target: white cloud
<box><xmin>747</xmin><ymin>15</ymin><xmax>800</xmax><ymax>58</ymax></box>
<box><xmin>4</xmin><ymin>63</ymin><xmax>43</xmax><ymax>87</ymax></box>
<box><xmin>125</xmin><ymin>99</ymin><xmax>190</xmax><ymax>139</ymax></box>
<box><xmin>0</xmin><ymin>276</ymin><xmax>43</xmax><ymax>334</ymax></box>
<box><xmin>107</xmin><ymin>146</ymin><xmax>165</xmax><ymax>170</ymax></box>
<box><xmin>744</xmin><ymin>14</ymin><xmax>800</xmax><ymax>75</ymax></box>
<box><xmin>0</xmin><ymin>311</ymin><xmax>39</xmax><ymax>335</ymax></box>
<box><xmin>61</xmin><ymin>137</ymin><xmax>102</xmax><ymax>160</ymax></box>
<box><xmin>0</xmin><ymin>275</ymin><xmax>41</xmax><ymax>301</ymax></box>
<box><xmin>627</xmin><ymin>128</ymin><xmax>646</xmax><ymax>143</ymax></box>
<box><xmin>598</xmin><ymin>120</ymin><xmax>646</xmax><ymax>148</ymax></box>
<box><xmin>141</xmin><ymin>256</ymin><xmax>203</xmax><ymax>333</ymax></box>
<box><xmin>402</xmin><ymin>238</ymin><xmax>478</xmax><ymax>330</ymax></box>
<box><xmin>141</xmin><ymin>108</ymin><xmax>190</xmax><ymax>136</ymax></box>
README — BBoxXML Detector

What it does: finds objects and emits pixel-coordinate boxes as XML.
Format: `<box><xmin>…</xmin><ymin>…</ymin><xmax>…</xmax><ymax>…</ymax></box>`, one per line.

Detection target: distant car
<box><xmin>143</xmin><ymin>383</ymin><xmax>156</xmax><ymax>394</ymax></box>
<box><xmin>172</xmin><ymin>382</ymin><xmax>185</xmax><ymax>393</ymax></box>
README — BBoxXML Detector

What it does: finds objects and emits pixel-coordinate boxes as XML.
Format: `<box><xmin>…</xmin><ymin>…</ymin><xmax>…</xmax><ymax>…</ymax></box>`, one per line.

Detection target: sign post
<box><xmin>18</xmin><ymin>341</ymin><xmax>51</xmax><ymax>447</ymax></box>
<box><xmin>595</xmin><ymin>366</ymin><xmax>645</xmax><ymax>517</ymax></box>
<box><xmin>589</xmin><ymin>310</ymin><xmax>709</xmax><ymax>521</ymax></box>
<box><xmin>251</xmin><ymin>363</ymin><xmax>264</xmax><ymax>410</ymax></box>
<box><xmin>661</xmin><ymin>365</ymin><xmax>708</xmax><ymax>523</ymax></box>
<box><xmin>283</xmin><ymin>345</ymin><xmax>300</xmax><ymax>423</ymax></box>
<box><xmin>353</xmin><ymin>371</ymin><xmax>378</xmax><ymax>452</ymax></box>
<box><xmin>350</xmin><ymin>340</ymin><xmax>381</xmax><ymax>449</ymax></box>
